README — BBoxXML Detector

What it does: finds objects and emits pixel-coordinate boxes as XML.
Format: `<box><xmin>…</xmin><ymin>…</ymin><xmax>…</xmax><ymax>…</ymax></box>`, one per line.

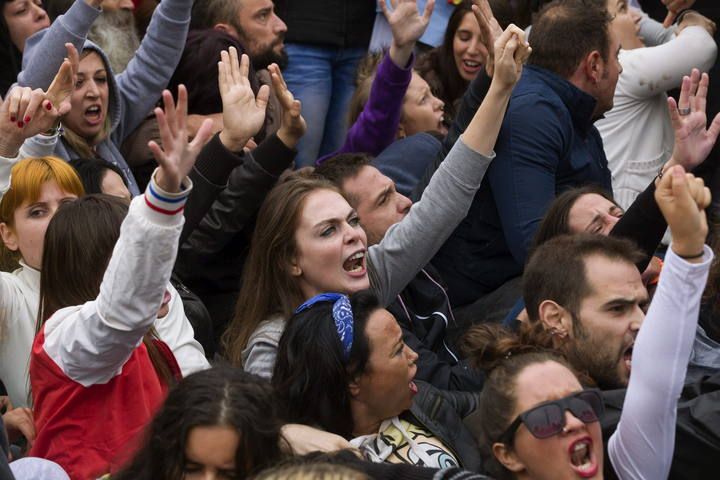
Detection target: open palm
<box><xmin>218</xmin><ymin>48</ymin><xmax>270</xmax><ymax>149</ymax></box>
<box><xmin>382</xmin><ymin>0</ymin><xmax>434</xmax><ymax>48</ymax></box>
<box><xmin>669</xmin><ymin>70</ymin><xmax>720</xmax><ymax>171</ymax></box>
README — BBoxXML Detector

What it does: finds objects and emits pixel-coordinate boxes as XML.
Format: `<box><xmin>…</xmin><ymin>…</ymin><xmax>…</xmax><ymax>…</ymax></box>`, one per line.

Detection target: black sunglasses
<box><xmin>499</xmin><ymin>389</ymin><xmax>605</xmax><ymax>445</ymax></box>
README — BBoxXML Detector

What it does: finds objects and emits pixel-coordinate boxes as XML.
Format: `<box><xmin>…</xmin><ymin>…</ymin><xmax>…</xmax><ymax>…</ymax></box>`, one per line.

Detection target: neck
<box><xmin>350</xmin><ymin>401</ymin><xmax>385</xmax><ymax>437</ymax></box>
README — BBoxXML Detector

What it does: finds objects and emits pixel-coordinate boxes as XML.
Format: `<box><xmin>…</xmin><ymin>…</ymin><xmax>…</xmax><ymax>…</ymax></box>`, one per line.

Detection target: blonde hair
<box><xmin>60</xmin><ymin>49</ymin><xmax>113</xmax><ymax>157</ymax></box>
<box><xmin>0</xmin><ymin>156</ymin><xmax>85</xmax><ymax>269</ymax></box>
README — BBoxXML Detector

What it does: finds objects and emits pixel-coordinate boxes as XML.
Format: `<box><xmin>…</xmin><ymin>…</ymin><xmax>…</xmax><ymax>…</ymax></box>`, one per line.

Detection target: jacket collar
<box><xmin>524</xmin><ymin>65</ymin><xmax>598</xmax><ymax>134</ymax></box>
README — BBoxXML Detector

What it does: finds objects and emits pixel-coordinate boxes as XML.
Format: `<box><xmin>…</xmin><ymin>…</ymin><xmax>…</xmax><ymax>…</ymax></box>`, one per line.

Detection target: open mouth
<box><xmin>84</xmin><ymin>105</ymin><xmax>103</xmax><ymax>125</ymax></box>
<box><xmin>342</xmin><ymin>251</ymin><xmax>366</xmax><ymax>274</ymax></box>
<box><xmin>461</xmin><ymin>59</ymin><xmax>483</xmax><ymax>75</ymax></box>
<box><xmin>622</xmin><ymin>344</ymin><xmax>634</xmax><ymax>373</ymax></box>
<box><xmin>569</xmin><ymin>438</ymin><xmax>598</xmax><ymax>478</ymax></box>
<box><xmin>437</xmin><ymin>116</ymin><xmax>448</xmax><ymax>135</ymax></box>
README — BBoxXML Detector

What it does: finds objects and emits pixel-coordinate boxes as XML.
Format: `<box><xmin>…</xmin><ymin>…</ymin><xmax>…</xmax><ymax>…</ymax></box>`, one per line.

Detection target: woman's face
<box><xmin>453</xmin><ymin>11</ymin><xmax>487</xmax><ymax>82</ymax></box>
<box><xmin>184</xmin><ymin>425</ymin><xmax>239</xmax><ymax>479</ymax></box>
<box><xmin>567</xmin><ymin>193</ymin><xmax>623</xmax><ymax>235</ymax></box>
<box><xmin>607</xmin><ymin>0</ymin><xmax>643</xmax><ymax>50</ymax></box>
<box><xmin>496</xmin><ymin>361</ymin><xmax>603</xmax><ymax>480</ymax></box>
<box><xmin>400</xmin><ymin>72</ymin><xmax>447</xmax><ymax>137</ymax></box>
<box><xmin>292</xmin><ymin>189</ymin><xmax>370</xmax><ymax>299</ymax></box>
<box><xmin>0</xmin><ymin>181</ymin><xmax>77</xmax><ymax>270</ymax></box>
<box><xmin>2</xmin><ymin>0</ymin><xmax>49</xmax><ymax>52</ymax></box>
<box><xmin>63</xmin><ymin>51</ymin><xmax>110</xmax><ymax>143</ymax></box>
<box><xmin>352</xmin><ymin>309</ymin><xmax>419</xmax><ymax>427</ymax></box>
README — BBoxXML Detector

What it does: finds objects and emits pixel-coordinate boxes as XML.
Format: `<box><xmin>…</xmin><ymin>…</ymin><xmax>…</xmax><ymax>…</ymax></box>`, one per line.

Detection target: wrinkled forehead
<box><xmin>580</xmin><ymin>254</ymin><xmax>646</xmax><ymax>303</ymax></box>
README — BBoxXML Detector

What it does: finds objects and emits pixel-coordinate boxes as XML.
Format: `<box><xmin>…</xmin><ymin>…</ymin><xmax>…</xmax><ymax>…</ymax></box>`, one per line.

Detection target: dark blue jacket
<box><xmin>433</xmin><ymin>65</ymin><xmax>613</xmax><ymax>307</ymax></box>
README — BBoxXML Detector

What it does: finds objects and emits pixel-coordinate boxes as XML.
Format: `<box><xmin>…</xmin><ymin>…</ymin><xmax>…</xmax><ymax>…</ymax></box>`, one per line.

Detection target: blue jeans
<box><xmin>283</xmin><ymin>43</ymin><xmax>366</xmax><ymax>167</ymax></box>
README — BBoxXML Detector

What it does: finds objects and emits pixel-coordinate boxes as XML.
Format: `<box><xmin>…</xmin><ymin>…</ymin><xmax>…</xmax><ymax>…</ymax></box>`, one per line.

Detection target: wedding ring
<box><xmin>678</xmin><ymin>107</ymin><xmax>692</xmax><ymax>116</ymax></box>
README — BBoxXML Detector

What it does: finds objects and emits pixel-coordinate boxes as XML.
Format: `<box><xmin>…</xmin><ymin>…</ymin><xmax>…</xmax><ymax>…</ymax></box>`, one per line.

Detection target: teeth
<box><xmin>87</xmin><ymin>106</ymin><xmax>100</xmax><ymax>114</ymax></box>
<box><xmin>464</xmin><ymin>60</ymin><xmax>480</xmax><ymax>67</ymax></box>
<box><xmin>349</xmin><ymin>252</ymin><xmax>365</xmax><ymax>261</ymax></box>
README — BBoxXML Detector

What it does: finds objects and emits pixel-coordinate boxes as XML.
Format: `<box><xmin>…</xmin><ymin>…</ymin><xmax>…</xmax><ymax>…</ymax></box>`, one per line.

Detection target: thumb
<box><xmin>256</xmin><ymin>84</ymin><xmax>270</xmax><ymax>110</ymax></box>
<box><xmin>670</xmin><ymin>165</ymin><xmax>693</xmax><ymax>207</ymax></box>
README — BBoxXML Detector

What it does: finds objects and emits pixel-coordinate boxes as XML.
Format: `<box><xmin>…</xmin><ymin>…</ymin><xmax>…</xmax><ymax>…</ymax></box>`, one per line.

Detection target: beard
<box><xmin>563</xmin><ymin>313</ymin><xmax>628</xmax><ymax>390</ymax></box>
<box><xmin>250</xmin><ymin>44</ymin><xmax>289</xmax><ymax>71</ymax></box>
<box><xmin>88</xmin><ymin>9</ymin><xmax>141</xmax><ymax>74</ymax></box>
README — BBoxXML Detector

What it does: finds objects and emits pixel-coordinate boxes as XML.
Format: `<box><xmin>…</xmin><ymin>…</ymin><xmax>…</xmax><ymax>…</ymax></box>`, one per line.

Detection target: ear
<box><xmin>583</xmin><ymin>50</ymin><xmax>603</xmax><ymax>85</ymax></box>
<box><xmin>288</xmin><ymin>255</ymin><xmax>302</xmax><ymax>277</ymax></box>
<box><xmin>0</xmin><ymin>223</ymin><xmax>18</xmax><ymax>252</ymax></box>
<box><xmin>396</xmin><ymin>122</ymin><xmax>407</xmax><ymax>140</ymax></box>
<box><xmin>348</xmin><ymin>377</ymin><xmax>361</xmax><ymax>397</ymax></box>
<box><xmin>492</xmin><ymin>442</ymin><xmax>526</xmax><ymax>474</ymax></box>
<box><xmin>213</xmin><ymin>23</ymin><xmax>239</xmax><ymax>38</ymax></box>
<box><xmin>538</xmin><ymin>300</ymin><xmax>571</xmax><ymax>339</ymax></box>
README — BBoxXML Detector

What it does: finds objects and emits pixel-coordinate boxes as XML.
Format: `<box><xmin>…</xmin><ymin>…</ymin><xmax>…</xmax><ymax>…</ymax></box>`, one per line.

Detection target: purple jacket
<box><xmin>316</xmin><ymin>53</ymin><xmax>413</xmax><ymax>164</ymax></box>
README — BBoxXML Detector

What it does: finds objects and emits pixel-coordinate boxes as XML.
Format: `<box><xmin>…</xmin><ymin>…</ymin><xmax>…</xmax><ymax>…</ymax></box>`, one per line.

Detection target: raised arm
<box><xmin>42</xmin><ymin>87</ymin><xmax>213</xmax><ymax>385</ymax></box>
<box><xmin>111</xmin><ymin>0</ymin><xmax>194</xmax><ymax>140</ymax></box>
<box><xmin>317</xmin><ymin>0</ymin><xmax>434</xmax><ymax>164</ymax></box>
<box><xmin>18</xmin><ymin>0</ymin><xmax>100</xmax><ymax>90</ymax></box>
<box><xmin>619</xmin><ymin>21</ymin><xmax>716</xmax><ymax>100</ymax></box>
<box><xmin>608</xmin><ymin>165</ymin><xmax>712</xmax><ymax>479</ymax></box>
<box><xmin>368</xmin><ymin>26</ymin><xmax>530</xmax><ymax>305</ymax></box>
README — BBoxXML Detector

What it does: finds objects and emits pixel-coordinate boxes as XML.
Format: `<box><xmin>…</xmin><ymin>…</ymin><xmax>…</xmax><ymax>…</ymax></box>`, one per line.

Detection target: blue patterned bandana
<box><xmin>295</xmin><ymin>293</ymin><xmax>354</xmax><ymax>362</ymax></box>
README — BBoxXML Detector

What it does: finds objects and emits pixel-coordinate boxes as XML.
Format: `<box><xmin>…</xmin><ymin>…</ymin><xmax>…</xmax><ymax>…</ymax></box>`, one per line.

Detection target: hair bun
<box><xmin>460</xmin><ymin>324</ymin><xmax>541</xmax><ymax>373</ymax></box>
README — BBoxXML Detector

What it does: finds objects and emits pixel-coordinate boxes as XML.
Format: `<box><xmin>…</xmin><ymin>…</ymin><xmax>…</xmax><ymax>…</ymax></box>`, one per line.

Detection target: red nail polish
<box><xmin>17</xmin><ymin>121</ymin><xmax>24</xmax><ymax>128</ymax></box>
<box><xmin>46</xmin><ymin>102</ymin><xmax>52</xmax><ymax>110</ymax></box>
<box><xmin>10</xmin><ymin>116</ymin><xmax>15</xmax><ymax>122</ymax></box>
<box><xmin>24</xmin><ymin>116</ymin><xmax>30</xmax><ymax>123</ymax></box>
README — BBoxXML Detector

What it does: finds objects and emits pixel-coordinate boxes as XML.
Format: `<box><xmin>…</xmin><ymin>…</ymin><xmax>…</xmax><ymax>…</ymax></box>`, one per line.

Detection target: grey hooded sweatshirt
<box><xmin>17</xmin><ymin>0</ymin><xmax>193</xmax><ymax>196</ymax></box>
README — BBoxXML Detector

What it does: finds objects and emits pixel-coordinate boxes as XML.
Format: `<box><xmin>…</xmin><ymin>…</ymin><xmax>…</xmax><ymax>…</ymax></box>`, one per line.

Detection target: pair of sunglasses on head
<box><xmin>499</xmin><ymin>389</ymin><xmax>605</xmax><ymax>445</ymax></box>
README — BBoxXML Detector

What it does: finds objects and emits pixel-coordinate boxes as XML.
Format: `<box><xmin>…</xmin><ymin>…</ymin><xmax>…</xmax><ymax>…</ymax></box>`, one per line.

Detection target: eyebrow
<box><xmin>312</xmin><ymin>209</ymin><xmax>357</xmax><ymax>230</ymax></box>
<box><xmin>602</xmin><ymin>297</ymin><xmax>646</xmax><ymax>310</ymax></box>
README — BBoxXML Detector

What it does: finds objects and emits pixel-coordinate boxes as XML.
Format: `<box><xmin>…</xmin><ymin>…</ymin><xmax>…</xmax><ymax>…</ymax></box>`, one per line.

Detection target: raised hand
<box><xmin>655</xmin><ymin>165</ymin><xmax>710</xmax><ymax>261</ymax></box>
<box><xmin>492</xmin><ymin>25</ymin><xmax>531</xmax><ymax>90</ymax></box>
<box><xmin>268</xmin><ymin>63</ymin><xmax>306</xmax><ymax>148</ymax></box>
<box><xmin>0</xmin><ymin>44</ymin><xmax>78</xmax><ymax>157</ymax></box>
<box><xmin>217</xmin><ymin>47</ymin><xmax>270</xmax><ymax>152</ymax></box>
<box><xmin>471</xmin><ymin>0</ymin><xmax>503</xmax><ymax>77</ymax></box>
<box><xmin>381</xmin><ymin>0</ymin><xmax>434</xmax><ymax>67</ymax></box>
<box><xmin>666</xmin><ymin>69</ymin><xmax>720</xmax><ymax>172</ymax></box>
<box><xmin>148</xmin><ymin>85</ymin><xmax>214</xmax><ymax>193</ymax></box>
<box><xmin>662</xmin><ymin>0</ymin><xmax>696</xmax><ymax>28</ymax></box>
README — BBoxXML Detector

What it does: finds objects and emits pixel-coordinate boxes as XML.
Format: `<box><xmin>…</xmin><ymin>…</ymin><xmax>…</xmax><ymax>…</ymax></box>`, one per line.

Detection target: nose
<box><xmin>397</xmin><ymin>194</ymin><xmax>412</xmax><ymax>215</ymax></box>
<box><xmin>344</xmin><ymin>221</ymin><xmax>364</xmax><ymax>244</ymax></box>
<box><xmin>563</xmin><ymin>410</ymin><xmax>586</xmax><ymax>434</ymax></box>
<box><xmin>434</xmin><ymin>96</ymin><xmax>444</xmax><ymax>111</ymax></box>
<box><xmin>85</xmin><ymin>80</ymin><xmax>100</xmax><ymax>98</ymax></box>
<box><xmin>406</xmin><ymin>345</ymin><xmax>418</xmax><ymax>364</ymax></box>
<box><xmin>274</xmin><ymin>13</ymin><xmax>288</xmax><ymax>34</ymax></box>
<box><xmin>119</xmin><ymin>0</ymin><xmax>135</xmax><ymax>10</ymax></box>
<box><xmin>33</xmin><ymin>3</ymin><xmax>47</xmax><ymax>20</ymax></box>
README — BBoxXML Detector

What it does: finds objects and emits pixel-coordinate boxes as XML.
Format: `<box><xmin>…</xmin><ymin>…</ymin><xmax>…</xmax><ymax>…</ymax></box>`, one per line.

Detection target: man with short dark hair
<box><xmin>316</xmin><ymin>154</ymin><xmax>485</xmax><ymax>391</ymax></box>
<box><xmin>190</xmin><ymin>0</ymin><xmax>287</xmax><ymax>70</ymax></box>
<box><xmin>432</xmin><ymin>0</ymin><xmax>619</xmax><ymax>310</ymax></box>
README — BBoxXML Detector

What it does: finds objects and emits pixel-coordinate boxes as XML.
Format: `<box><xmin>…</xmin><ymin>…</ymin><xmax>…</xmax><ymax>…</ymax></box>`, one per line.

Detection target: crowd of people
<box><xmin>0</xmin><ymin>0</ymin><xmax>719</xmax><ymax>478</ymax></box>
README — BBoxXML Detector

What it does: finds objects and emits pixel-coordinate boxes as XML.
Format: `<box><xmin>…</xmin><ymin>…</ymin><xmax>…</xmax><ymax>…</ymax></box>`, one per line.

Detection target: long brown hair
<box><xmin>38</xmin><ymin>194</ymin><xmax>174</xmax><ymax>385</ymax></box>
<box><xmin>222</xmin><ymin>172</ymin><xmax>339</xmax><ymax>366</ymax></box>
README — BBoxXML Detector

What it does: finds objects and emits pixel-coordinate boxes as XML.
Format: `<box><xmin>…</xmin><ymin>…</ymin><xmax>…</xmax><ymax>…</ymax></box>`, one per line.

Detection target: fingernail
<box><xmin>46</xmin><ymin>102</ymin><xmax>52</xmax><ymax>110</ymax></box>
<box><xmin>17</xmin><ymin>121</ymin><xmax>23</xmax><ymax>128</ymax></box>
<box><xmin>24</xmin><ymin>116</ymin><xmax>30</xmax><ymax>123</ymax></box>
<box><xmin>10</xmin><ymin>116</ymin><xmax>15</xmax><ymax>122</ymax></box>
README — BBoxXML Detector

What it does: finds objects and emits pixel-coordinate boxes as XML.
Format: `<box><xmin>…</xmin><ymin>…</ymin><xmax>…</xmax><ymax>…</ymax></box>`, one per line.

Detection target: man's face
<box><xmin>592</xmin><ymin>28</ymin><xmax>622</xmax><ymax>118</ymax></box>
<box><xmin>564</xmin><ymin>255</ymin><xmax>647</xmax><ymax>389</ymax></box>
<box><xmin>231</xmin><ymin>0</ymin><xmax>287</xmax><ymax>69</ymax></box>
<box><xmin>341</xmin><ymin>166</ymin><xmax>412</xmax><ymax>246</ymax></box>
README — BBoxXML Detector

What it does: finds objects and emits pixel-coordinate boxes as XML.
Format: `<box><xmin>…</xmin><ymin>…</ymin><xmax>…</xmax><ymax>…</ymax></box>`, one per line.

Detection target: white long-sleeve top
<box><xmin>608</xmin><ymin>245</ymin><xmax>713</xmax><ymax>479</ymax></box>
<box><xmin>596</xmin><ymin>24</ymin><xmax>717</xmax><ymax>209</ymax></box>
<box><xmin>0</xmin><ymin>156</ymin><xmax>208</xmax><ymax>406</ymax></box>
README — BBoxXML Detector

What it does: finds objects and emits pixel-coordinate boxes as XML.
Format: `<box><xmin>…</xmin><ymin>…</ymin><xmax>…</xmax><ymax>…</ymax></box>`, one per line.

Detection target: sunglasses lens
<box><xmin>570</xmin><ymin>392</ymin><xmax>603</xmax><ymax>423</ymax></box>
<box><xmin>525</xmin><ymin>404</ymin><xmax>564</xmax><ymax>438</ymax></box>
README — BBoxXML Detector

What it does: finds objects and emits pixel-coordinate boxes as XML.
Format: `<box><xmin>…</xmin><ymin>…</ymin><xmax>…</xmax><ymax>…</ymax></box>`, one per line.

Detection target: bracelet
<box><xmin>675</xmin><ymin>250</ymin><xmax>705</xmax><ymax>260</ymax></box>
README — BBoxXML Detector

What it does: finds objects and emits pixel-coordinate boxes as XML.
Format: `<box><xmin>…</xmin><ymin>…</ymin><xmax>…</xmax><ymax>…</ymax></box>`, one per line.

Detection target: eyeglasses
<box><xmin>499</xmin><ymin>389</ymin><xmax>604</xmax><ymax>445</ymax></box>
